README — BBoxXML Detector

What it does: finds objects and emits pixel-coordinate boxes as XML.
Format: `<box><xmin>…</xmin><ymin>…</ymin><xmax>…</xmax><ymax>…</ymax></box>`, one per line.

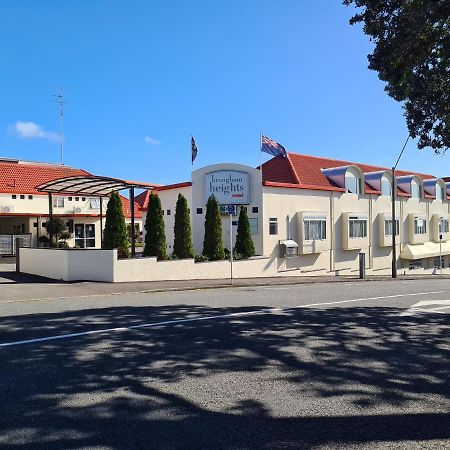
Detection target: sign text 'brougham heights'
<box><xmin>205</xmin><ymin>170</ymin><xmax>250</xmax><ymax>204</ymax></box>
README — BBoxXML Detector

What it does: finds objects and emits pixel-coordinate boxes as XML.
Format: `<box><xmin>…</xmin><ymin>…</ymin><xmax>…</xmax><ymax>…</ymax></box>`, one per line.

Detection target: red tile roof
<box><xmin>0</xmin><ymin>161</ymin><xmax>91</xmax><ymax>195</ymax></box>
<box><xmin>119</xmin><ymin>194</ymin><xmax>143</xmax><ymax>219</ymax></box>
<box><xmin>135</xmin><ymin>182</ymin><xmax>192</xmax><ymax>210</ymax></box>
<box><xmin>261</xmin><ymin>152</ymin><xmax>436</xmax><ymax>194</ymax></box>
<box><xmin>134</xmin><ymin>190</ymin><xmax>151</xmax><ymax>210</ymax></box>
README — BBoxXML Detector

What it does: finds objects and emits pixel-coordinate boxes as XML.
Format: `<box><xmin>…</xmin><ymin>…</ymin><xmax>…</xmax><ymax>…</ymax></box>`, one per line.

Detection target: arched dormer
<box><xmin>321</xmin><ymin>165</ymin><xmax>364</xmax><ymax>194</ymax></box>
<box><xmin>396</xmin><ymin>175</ymin><xmax>423</xmax><ymax>199</ymax></box>
<box><xmin>423</xmin><ymin>178</ymin><xmax>446</xmax><ymax>201</ymax></box>
<box><xmin>365</xmin><ymin>170</ymin><xmax>392</xmax><ymax>196</ymax></box>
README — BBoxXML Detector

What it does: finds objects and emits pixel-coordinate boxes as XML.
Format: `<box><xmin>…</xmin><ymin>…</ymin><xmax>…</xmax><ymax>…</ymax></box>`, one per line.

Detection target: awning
<box><xmin>400</xmin><ymin>242</ymin><xmax>450</xmax><ymax>260</ymax></box>
<box><xmin>280</xmin><ymin>240</ymin><xmax>299</xmax><ymax>247</ymax></box>
<box><xmin>37</xmin><ymin>175</ymin><xmax>157</xmax><ymax>196</ymax></box>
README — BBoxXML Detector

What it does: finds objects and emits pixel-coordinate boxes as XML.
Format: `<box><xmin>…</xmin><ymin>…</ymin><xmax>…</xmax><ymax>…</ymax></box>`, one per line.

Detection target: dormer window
<box><xmin>345</xmin><ymin>168</ymin><xmax>362</xmax><ymax>194</ymax></box>
<box><xmin>381</xmin><ymin>175</ymin><xmax>392</xmax><ymax>196</ymax></box>
<box><xmin>436</xmin><ymin>183</ymin><xmax>445</xmax><ymax>201</ymax></box>
<box><xmin>411</xmin><ymin>179</ymin><xmax>421</xmax><ymax>198</ymax></box>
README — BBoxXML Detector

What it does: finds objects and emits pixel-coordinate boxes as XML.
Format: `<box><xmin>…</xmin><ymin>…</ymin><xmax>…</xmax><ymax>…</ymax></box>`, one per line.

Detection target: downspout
<box><xmin>369</xmin><ymin>194</ymin><xmax>373</xmax><ymax>269</ymax></box>
<box><xmin>330</xmin><ymin>191</ymin><xmax>334</xmax><ymax>273</ymax></box>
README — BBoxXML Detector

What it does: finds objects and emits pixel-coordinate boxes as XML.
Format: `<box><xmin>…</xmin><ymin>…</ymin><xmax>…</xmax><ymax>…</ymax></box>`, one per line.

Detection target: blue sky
<box><xmin>1</xmin><ymin>0</ymin><xmax>448</xmax><ymax>184</ymax></box>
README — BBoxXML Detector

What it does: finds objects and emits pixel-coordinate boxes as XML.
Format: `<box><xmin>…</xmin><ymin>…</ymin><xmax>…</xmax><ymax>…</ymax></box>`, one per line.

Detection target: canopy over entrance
<box><xmin>37</xmin><ymin>175</ymin><xmax>158</xmax><ymax>256</ymax></box>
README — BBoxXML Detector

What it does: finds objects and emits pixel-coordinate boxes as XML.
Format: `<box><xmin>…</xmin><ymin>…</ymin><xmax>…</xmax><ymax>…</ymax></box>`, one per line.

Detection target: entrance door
<box><xmin>75</xmin><ymin>224</ymin><xmax>96</xmax><ymax>248</ymax></box>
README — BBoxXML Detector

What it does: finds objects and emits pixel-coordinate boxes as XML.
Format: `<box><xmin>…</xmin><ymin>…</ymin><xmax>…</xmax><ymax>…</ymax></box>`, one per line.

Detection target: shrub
<box><xmin>194</xmin><ymin>254</ymin><xmax>209</xmax><ymax>263</ymax></box>
<box><xmin>173</xmin><ymin>193</ymin><xmax>195</xmax><ymax>259</ymax></box>
<box><xmin>103</xmin><ymin>192</ymin><xmax>130</xmax><ymax>258</ymax></box>
<box><xmin>143</xmin><ymin>192</ymin><xmax>167</xmax><ymax>260</ymax></box>
<box><xmin>202</xmin><ymin>195</ymin><xmax>225</xmax><ymax>261</ymax></box>
<box><xmin>234</xmin><ymin>207</ymin><xmax>255</xmax><ymax>258</ymax></box>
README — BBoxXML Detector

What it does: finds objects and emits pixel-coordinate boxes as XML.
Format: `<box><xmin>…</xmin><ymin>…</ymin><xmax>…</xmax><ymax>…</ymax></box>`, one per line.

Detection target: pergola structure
<box><xmin>37</xmin><ymin>175</ymin><xmax>157</xmax><ymax>256</ymax></box>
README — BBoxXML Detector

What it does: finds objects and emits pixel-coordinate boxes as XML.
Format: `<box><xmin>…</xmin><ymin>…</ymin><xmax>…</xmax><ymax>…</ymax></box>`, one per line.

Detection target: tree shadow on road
<box><xmin>0</xmin><ymin>303</ymin><xmax>449</xmax><ymax>449</ymax></box>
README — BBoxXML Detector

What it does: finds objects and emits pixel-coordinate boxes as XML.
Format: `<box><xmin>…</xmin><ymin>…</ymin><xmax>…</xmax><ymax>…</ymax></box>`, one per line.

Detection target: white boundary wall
<box><xmin>19</xmin><ymin>248</ymin><xmax>450</xmax><ymax>282</ymax></box>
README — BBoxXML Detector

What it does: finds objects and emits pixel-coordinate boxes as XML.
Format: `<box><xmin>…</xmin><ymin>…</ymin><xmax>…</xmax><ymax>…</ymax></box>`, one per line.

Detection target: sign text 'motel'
<box><xmin>205</xmin><ymin>170</ymin><xmax>250</xmax><ymax>205</ymax></box>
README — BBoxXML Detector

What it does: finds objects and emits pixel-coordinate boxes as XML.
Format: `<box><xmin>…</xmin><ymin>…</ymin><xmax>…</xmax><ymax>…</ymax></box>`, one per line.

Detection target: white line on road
<box><xmin>0</xmin><ymin>290</ymin><xmax>444</xmax><ymax>349</ymax></box>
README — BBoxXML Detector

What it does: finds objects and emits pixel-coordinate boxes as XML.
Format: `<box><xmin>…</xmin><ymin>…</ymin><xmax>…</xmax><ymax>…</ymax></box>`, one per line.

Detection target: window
<box><xmin>345</xmin><ymin>170</ymin><xmax>362</xmax><ymax>194</ymax></box>
<box><xmin>303</xmin><ymin>217</ymin><xmax>326</xmax><ymax>240</ymax></box>
<box><xmin>20</xmin><ymin>195</ymin><xmax>25</xmax><ymax>199</ymax></box>
<box><xmin>28</xmin><ymin>195</ymin><xmax>33</xmax><ymax>200</ymax></box>
<box><xmin>409</xmin><ymin>259</ymin><xmax>422</xmax><ymax>270</ymax></box>
<box><xmin>167</xmin><ymin>209</ymin><xmax>171</xmax><ymax>216</ymax></box>
<box><xmin>349</xmin><ymin>217</ymin><xmax>367</xmax><ymax>238</ymax></box>
<box><xmin>411</xmin><ymin>179</ymin><xmax>421</xmax><ymax>198</ymax></box>
<box><xmin>68</xmin><ymin>197</ymin><xmax>73</xmax><ymax>201</ymax></box>
<box><xmin>414</xmin><ymin>217</ymin><xmax>427</xmax><ymax>235</ymax></box>
<box><xmin>53</xmin><ymin>197</ymin><xmax>64</xmax><ymax>207</ymax></box>
<box><xmin>269</xmin><ymin>218</ymin><xmax>278</xmax><ymax>235</ymax></box>
<box><xmin>89</xmin><ymin>198</ymin><xmax>100</xmax><ymax>209</ymax></box>
<box><xmin>82</xmin><ymin>197</ymin><xmax>86</xmax><ymax>202</ymax></box>
<box><xmin>384</xmin><ymin>219</ymin><xmax>399</xmax><ymax>236</ymax></box>
<box><xmin>75</xmin><ymin>197</ymin><xmax>80</xmax><ymax>201</ymax></box>
<box><xmin>252</xmin><ymin>206</ymin><xmax>259</xmax><ymax>214</ymax></box>
<box><xmin>75</xmin><ymin>224</ymin><xmax>96</xmax><ymax>248</ymax></box>
<box><xmin>12</xmin><ymin>195</ymin><xmax>16</xmax><ymax>199</ymax></box>
<box><xmin>249</xmin><ymin>218</ymin><xmax>258</xmax><ymax>235</ymax></box>
<box><xmin>436</xmin><ymin>184</ymin><xmax>445</xmax><ymax>201</ymax></box>
<box><xmin>381</xmin><ymin>176</ymin><xmax>392</xmax><ymax>197</ymax></box>
<box><xmin>197</xmin><ymin>208</ymin><xmax>203</xmax><ymax>214</ymax></box>
<box><xmin>439</xmin><ymin>217</ymin><xmax>449</xmax><ymax>234</ymax></box>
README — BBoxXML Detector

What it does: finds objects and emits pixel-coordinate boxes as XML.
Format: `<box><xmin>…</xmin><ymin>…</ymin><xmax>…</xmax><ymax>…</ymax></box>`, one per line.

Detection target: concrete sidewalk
<box><xmin>1</xmin><ymin>263</ymin><xmax>450</xmax><ymax>303</ymax></box>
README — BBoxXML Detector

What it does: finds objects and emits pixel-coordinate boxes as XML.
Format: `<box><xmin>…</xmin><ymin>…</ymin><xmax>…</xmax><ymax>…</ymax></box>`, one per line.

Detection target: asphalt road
<box><xmin>0</xmin><ymin>279</ymin><xmax>449</xmax><ymax>449</ymax></box>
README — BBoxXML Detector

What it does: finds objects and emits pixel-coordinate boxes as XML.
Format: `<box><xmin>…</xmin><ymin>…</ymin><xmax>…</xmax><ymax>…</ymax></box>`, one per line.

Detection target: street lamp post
<box><xmin>391</xmin><ymin>135</ymin><xmax>410</xmax><ymax>279</ymax></box>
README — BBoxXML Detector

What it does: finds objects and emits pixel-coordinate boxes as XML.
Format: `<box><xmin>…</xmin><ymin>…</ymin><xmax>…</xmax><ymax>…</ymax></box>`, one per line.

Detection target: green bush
<box><xmin>143</xmin><ymin>192</ymin><xmax>167</xmax><ymax>260</ymax></box>
<box><xmin>103</xmin><ymin>192</ymin><xmax>130</xmax><ymax>258</ymax></box>
<box><xmin>194</xmin><ymin>254</ymin><xmax>209</xmax><ymax>263</ymax></box>
<box><xmin>234</xmin><ymin>207</ymin><xmax>255</xmax><ymax>258</ymax></box>
<box><xmin>173</xmin><ymin>193</ymin><xmax>195</xmax><ymax>258</ymax></box>
<box><xmin>202</xmin><ymin>195</ymin><xmax>225</xmax><ymax>261</ymax></box>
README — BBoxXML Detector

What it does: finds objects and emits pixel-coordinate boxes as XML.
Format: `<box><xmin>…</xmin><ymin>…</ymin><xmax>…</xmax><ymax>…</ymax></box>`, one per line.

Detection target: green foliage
<box><xmin>234</xmin><ymin>207</ymin><xmax>255</xmax><ymax>258</ymax></box>
<box><xmin>194</xmin><ymin>254</ymin><xmax>209</xmax><ymax>263</ymax></box>
<box><xmin>344</xmin><ymin>0</ymin><xmax>450</xmax><ymax>153</ymax></box>
<box><xmin>202</xmin><ymin>195</ymin><xmax>225</xmax><ymax>261</ymax></box>
<box><xmin>143</xmin><ymin>192</ymin><xmax>167</xmax><ymax>260</ymax></box>
<box><xmin>172</xmin><ymin>193</ymin><xmax>195</xmax><ymax>259</ymax></box>
<box><xmin>44</xmin><ymin>218</ymin><xmax>69</xmax><ymax>247</ymax></box>
<box><xmin>103</xmin><ymin>192</ymin><xmax>130</xmax><ymax>258</ymax></box>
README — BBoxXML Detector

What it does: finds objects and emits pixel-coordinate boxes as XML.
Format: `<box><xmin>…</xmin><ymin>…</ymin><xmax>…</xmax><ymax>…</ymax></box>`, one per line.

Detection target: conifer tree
<box><xmin>173</xmin><ymin>193</ymin><xmax>195</xmax><ymax>259</ymax></box>
<box><xmin>202</xmin><ymin>195</ymin><xmax>225</xmax><ymax>260</ymax></box>
<box><xmin>103</xmin><ymin>192</ymin><xmax>130</xmax><ymax>258</ymax></box>
<box><xmin>143</xmin><ymin>192</ymin><xmax>167</xmax><ymax>260</ymax></box>
<box><xmin>234</xmin><ymin>207</ymin><xmax>255</xmax><ymax>258</ymax></box>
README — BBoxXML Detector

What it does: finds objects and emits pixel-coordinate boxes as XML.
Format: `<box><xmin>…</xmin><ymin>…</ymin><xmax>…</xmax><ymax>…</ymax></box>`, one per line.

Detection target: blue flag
<box><xmin>261</xmin><ymin>135</ymin><xmax>287</xmax><ymax>158</ymax></box>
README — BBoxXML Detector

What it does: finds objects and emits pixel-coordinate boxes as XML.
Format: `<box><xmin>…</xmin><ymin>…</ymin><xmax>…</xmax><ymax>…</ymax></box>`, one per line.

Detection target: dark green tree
<box><xmin>173</xmin><ymin>193</ymin><xmax>195</xmax><ymax>258</ymax></box>
<box><xmin>344</xmin><ymin>0</ymin><xmax>450</xmax><ymax>153</ymax></box>
<box><xmin>234</xmin><ymin>207</ymin><xmax>255</xmax><ymax>258</ymax></box>
<box><xmin>143</xmin><ymin>192</ymin><xmax>167</xmax><ymax>260</ymax></box>
<box><xmin>103</xmin><ymin>192</ymin><xmax>130</xmax><ymax>258</ymax></box>
<box><xmin>202</xmin><ymin>195</ymin><xmax>225</xmax><ymax>260</ymax></box>
<box><xmin>44</xmin><ymin>218</ymin><xmax>68</xmax><ymax>247</ymax></box>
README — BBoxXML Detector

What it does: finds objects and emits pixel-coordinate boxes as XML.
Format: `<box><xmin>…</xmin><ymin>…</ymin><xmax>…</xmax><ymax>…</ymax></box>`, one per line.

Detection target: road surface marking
<box><xmin>0</xmin><ymin>290</ymin><xmax>444</xmax><ymax>349</ymax></box>
<box><xmin>401</xmin><ymin>300</ymin><xmax>450</xmax><ymax>316</ymax></box>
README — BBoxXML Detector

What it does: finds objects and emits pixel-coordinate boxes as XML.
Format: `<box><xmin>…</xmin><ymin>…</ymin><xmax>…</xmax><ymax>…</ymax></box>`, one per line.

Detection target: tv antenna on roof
<box><xmin>52</xmin><ymin>88</ymin><xmax>66</xmax><ymax>165</ymax></box>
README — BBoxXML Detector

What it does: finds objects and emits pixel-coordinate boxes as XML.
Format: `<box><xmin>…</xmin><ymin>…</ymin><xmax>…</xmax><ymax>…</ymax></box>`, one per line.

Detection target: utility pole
<box><xmin>391</xmin><ymin>135</ymin><xmax>410</xmax><ymax>278</ymax></box>
<box><xmin>53</xmin><ymin>89</ymin><xmax>66</xmax><ymax>165</ymax></box>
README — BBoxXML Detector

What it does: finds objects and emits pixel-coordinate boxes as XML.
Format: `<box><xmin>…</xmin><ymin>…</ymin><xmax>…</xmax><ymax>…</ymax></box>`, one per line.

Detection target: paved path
<box><xmin>0</xmin><ymin>279</ymin><xmax>449</xmax><ymax>449</ymax></box>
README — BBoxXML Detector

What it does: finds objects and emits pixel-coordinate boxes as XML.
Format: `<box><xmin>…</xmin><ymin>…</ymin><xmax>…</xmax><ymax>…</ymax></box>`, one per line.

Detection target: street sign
<box><xmin>228</xmin><ymin>205</ymin><xmax>236</xmax><ymax>215</ymax></box>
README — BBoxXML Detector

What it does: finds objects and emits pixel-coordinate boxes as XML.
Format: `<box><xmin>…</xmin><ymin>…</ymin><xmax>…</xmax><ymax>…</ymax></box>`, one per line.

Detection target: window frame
<box><xmin>303</xmin><ymin>216</ymin><xmax>327</xmax><ymax>241</ymax></box>
<box><xmin>414</xmin><ymin>217</ymin><xmax>427</xmax><ymax>235</ymax></box>
<box><xmin>348</xmin><ymin>216</ymin><xmax>368</xmax><ymax>239</ymax></box>
<box><xmin>269</xmin><ymin>217</ymin><xmax>278</xmax><ymax>235</ymax></box>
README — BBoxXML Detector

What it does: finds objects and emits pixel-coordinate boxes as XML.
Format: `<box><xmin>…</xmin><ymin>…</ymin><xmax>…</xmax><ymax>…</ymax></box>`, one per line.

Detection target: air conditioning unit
<box><xmin>1</xmin><ymin>205</ymin><xmax>14</xmax><ymax>213</ymax></box>
<box><xmin>74</xmin><ymin>207</ymin><xmax>82</xmax><ymax>214</ymax></box>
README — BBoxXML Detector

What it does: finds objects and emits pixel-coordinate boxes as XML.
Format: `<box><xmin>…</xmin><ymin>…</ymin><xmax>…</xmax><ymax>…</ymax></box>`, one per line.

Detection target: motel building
<box><xmin>3</xmin><ymin>152</ymin><xmax>450</xmax><ymax>278</ymax></box>
<box><xmin>0</xmin><ymin>157</ymin><xmax>147</xmax><ymax>256</ymax></box>
<box><xmin>137</xmin><ymin>152</ymin><xmax>450</xmax><ymax>276</ymax></box>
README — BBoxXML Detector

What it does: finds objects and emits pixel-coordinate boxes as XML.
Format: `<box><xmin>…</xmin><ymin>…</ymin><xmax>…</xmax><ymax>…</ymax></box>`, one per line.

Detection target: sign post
<box><xmin>439</xmin><ymin>233</ymin><xmax>443</xmax><ymax>276</ymax></box>
<box><xmin>228</xmin><ymin>205</ymin><xmax>234</xmax><ymax>285</ymax></box>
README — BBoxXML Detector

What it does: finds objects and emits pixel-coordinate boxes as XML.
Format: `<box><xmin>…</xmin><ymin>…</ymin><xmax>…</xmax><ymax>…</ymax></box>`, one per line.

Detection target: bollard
<box><xmin>15</xmin><ymin>237</ymin><xmax>24</xmax><ymax>273</ymax></box>
<box><xmin>358</xmin><ymin>252</ymin><xmax>366</xmax><ymax>279</ymax></box>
